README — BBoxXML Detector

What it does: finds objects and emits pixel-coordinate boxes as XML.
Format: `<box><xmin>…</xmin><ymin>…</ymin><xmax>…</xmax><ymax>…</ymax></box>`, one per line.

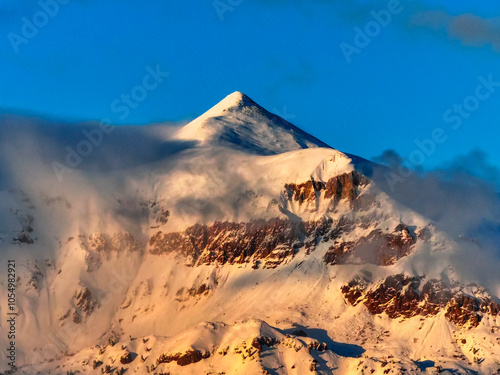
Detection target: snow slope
<box><xmin>174</xmin><ymin>91</ymin><xmax>331</xmax><ymax>154</ymax></box>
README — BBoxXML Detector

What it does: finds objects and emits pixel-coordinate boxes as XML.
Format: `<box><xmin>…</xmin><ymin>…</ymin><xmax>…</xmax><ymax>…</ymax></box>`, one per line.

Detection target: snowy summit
<box><xmin>175</xmin><ymin>91</ymin><xmax>330</xmax><ymax>154</ymax></box>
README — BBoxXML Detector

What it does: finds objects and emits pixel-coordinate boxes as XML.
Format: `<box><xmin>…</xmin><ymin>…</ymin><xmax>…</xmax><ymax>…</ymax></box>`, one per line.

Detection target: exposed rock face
<box><xmin>149</xmin><ymin>223</ymin><xmax>207</xmax><ymax>259</ymax></box>
<box><xmin>149</xmin><ymin>215</ymin><xmax>355</xmax><ymax>266</ymax></box>
<box><xmin>284</xmin><ymin>171</ymin><xmax>370</xmax><ymax>210</ymax></box>
<box><xmin>119</xmin><ymin>352</ymin><xmax>133</xmax><ymax>364</ymax></box>
<box><xmin>253</xmin><ymin>336</ymin><xmax>279</xmax><ymax>348</ymax></box>
<box><xmin>87</xmin><ymin>232</ymin><xmax>140</xmax><ymax>254</ymax></box>
<box><xmin>72</xmin><ymin>310</ymin><xmax>81</xmax><ymax>324</ymax></box>
<box><xmin>89</xmin><ymin>233</ymin><xmax>111</xmax><ymax>252</ymax></box>
<box><xmin>73</xmin><ymin>286</ymin><xmax>97</xmax><ymax>317</ymax></box>
<box><xmin>284</xmin><ymin>180</ymin><xmax>323</xmax><ymax>205</ymax></box>
<box><xmin>341</xmin><ymin>274</ymin><xmax>500</xmax><ymax>327</ymax></box>
<box><xmin>156</xmin><ymin>209</ymin><xmax>170</xmax><ymax>224</ymax></box>
<box><xmin>25</xmin><ymin>263</ymin><xmax>44</xmax><ymax>291</ymax></box>
<box><xmin>84</xmin><ymin>251</ymin><xmax>102</xmax><ymax>272</ymax></box>
<box><xmin>156</xmin><ymin>349</ymin><xmax>209</xmax><ymax>366</ymax></box>
<box><xmin>111</xmin><ymin>233</ymin><xmax>141</xmax><ymax>253</ymax></box>
<box><xmin>150</xmin><ymin>219</ymin><xmax>303</xmax><ymax>268</ymax></box>
<box><xmin>302</xmin><ymin>216</ymin><xmax>334</xmax><ymax>251</ymax></box>
<box><xmin>324</xmin><ymin>171</ymin><xmax>370</xmax><ymax>201</ymax></box>
<box><xmin>147</xmin><ymin>173</ymin><xmax>409</xmax><ymax>268</ymax></box>
<box><xmin>12</xmin><ymin>213</ymin><xmax>35</xmax><ymax>245</ymax></box>
<box><xmin>150</xmin><ymin>216</ymin><xmax>420</xmax><ymax>268</ymax></box>
<box><xmin>325</xmin><ymin>224</ymin><xmax>417</xmax><ymax>266</ymax></box>
<box><xmin>175</xmin><ymin>283</ymin><xmax>212</xmax><ymax>301</ymax></box>
<box><xmin>446</xmin><ymin>295</ymin><xmax>482</xmax><ymax>327</ymax></box>
<box><xmin>13</xmin><ymin>231</ymin><xmax>34</xmax><ymax>244</ymax></box>
<box><xmin>144</xmin><ymin>199</ymin><xmax>170</xmax><ymax>228</ymax></box>
<box><xmin>76</xmin><ymin>232</ymin><xmax>142</xmax><ymax>271</ymax></box>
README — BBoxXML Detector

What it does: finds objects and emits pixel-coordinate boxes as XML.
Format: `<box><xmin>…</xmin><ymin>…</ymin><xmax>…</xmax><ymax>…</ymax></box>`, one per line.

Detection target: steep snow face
<box><xmin>175</xmin><ymin>91</ymin><xmax>331</xmax><ymax>154</ymax></box>
<box><xmin>151</xmin><ymin>147</ymin><xmax>361</xmax><ymax>231</ymax></box>
<box><xmin>0</xmin><ymin>93</ymin><xmax>499</xmax><ymax>375</ymax></box>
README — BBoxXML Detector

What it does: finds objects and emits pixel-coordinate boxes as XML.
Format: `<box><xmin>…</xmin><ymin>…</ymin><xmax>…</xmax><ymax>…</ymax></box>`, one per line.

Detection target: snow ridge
<box><xmin>175</xmin><ymin>91</ymin><xmax>331</xmax><ymax>155</ymax></box>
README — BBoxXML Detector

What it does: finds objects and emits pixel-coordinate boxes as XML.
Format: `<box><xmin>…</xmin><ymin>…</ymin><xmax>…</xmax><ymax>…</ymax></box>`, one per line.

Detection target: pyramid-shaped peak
<box><xmin>203</xmin><ymin>91</ymin><xmax>258</xmax><ymax>118</ymax></box>
<box><xmin>219</xmin><ymin>91</ymin><xmax>256</xmax><ymax>107</ymax></box>
<box><xmin>175</xmin><ymin>91</ymin><xmax>331</xmax><ymax>154</ymax></box>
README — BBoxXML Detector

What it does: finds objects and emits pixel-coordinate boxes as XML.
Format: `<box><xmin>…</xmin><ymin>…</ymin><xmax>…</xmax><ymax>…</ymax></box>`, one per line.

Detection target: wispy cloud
<box><xmin>410</xmin><ymin>10</ymin><xmax>500</xmax><ymax>51</ymax></box>
<box><xmin>373</xmin><ymin>149</ymin><xmax>500</xmax><ymax>235</ymax></box>
<box><xmin>371</xmin><ymin>148</ymin><xmax>500</xmax><ymax>290</ymax></box>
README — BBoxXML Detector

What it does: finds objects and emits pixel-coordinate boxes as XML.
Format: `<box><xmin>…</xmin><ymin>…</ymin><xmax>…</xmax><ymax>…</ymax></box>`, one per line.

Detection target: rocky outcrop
<box><xmin>88</xmin><ymin>233</ymin><xmax>111</xmax><ymax>252</ymax></box>
<box><xmin>25</xmin><ymin>263</ymin><xmax>44</xmax><ymax>291</ymax></box>
<box><xmin>284</xmin><ymin>171</ymin><xmax>370</xmax><ymax>209</ymax></box>
<box><xmin>12</xmin><ymin>231</ymin><xmax>34</xmax><ymax>244</ymax></box>
<box><xmin>111</xmin><ymin>233</ymin><xmax>142</xmax><ymax>253</ymax></box>
<box><xmin>253</xmin><ymin>336</ymin><xmax>279</xmax><ymax>348</ymax></box>
<box><xmin>156</xmin><ymin>349</ymin><xmax>210</xmax><ymax>366</ymax></box>
<box><xmin>85</xmin><ymin>251</ymin><xmax>102</xmax><ymax>272</ymax></box>
<box><xmin>150</xmin><ymin>219</ymin><xmax>303</xmax><ymax>268</ymax></box>
<box><xmin>72</xmin><ymin>310</ymin><xmax>81</xmax><ymax>324</ymax></box>
<box><xmin>175</xmin><ymin>283</ymin><xmax>212</xmax><ymax>301</ymax></box>
<box><xmin>87</xmin><ymin>232</ymin><xmax>140</xmax><ymax>253</ymax></box>
<box><xmin>325</xmin><ymin>224</ymin><xmax>417</xmax><ymax>266</ymax></box>
<box><xmin>73</xmin><ymin>285</ymin><xmax>97</xmax><ymax>318</ymax></box>
<box><xmin>149</xmin><ymin>225</ymin><xmax>203</xmax><ymax>259</ymax></box>
<box><xmin>146</xmin><ymin>173</ymin><xmax>421</xmax><ymax>269</ymax></box>
<box><xmin>119</xmin><ymin>352</ymin><xmax>133</xmax><ymax>364</ymax></box>
<box><xmin>284</xmin><ymin>180</ymin><xmax>324</xmax><ymax>205</ymax></box>
<box><xmin>77</xmin><ymin>232</ymin><xmax>142</xmax><ymax>270</ymax></box>
<box><xmin>324</xmin><ymin>171</ymin><xmax>370</xmax><ymax>201</ymax></box>
<box><xmin>302</xmin><ymin>216</ymin><xmax>335</xmax><ymax>251</ymax></box>
<box><xmin>445</xmin><ymin>295</ymin><xmax>482</xmax><ymax>327</ymax></box>
<box><xmin>341</xmin><ymin>274</ymin><xmax>500</xmax><ymax>327</ymax></box>
<box><xmin>157</xmin><ymin>209</ymin><xmax>170</xmax><ymax>224</ymax></box>
<box><xmin>146</xmin><ymin>172</ymin><xmax>423</xmax><ymax>268</ymax></box>
<box><xmin>143</xmin><ymin>199</ymin><xmax>170</xmax><ymax>228</ymax></box>
<box><xmin>150</xmin><ymin>217</ymin><xmax>421</xmax><ymax>268</ymax></box>
<box><xmin>12</xmin><ymin>213</ymin><xmax>35</xmax><ymax>245</ymax></box>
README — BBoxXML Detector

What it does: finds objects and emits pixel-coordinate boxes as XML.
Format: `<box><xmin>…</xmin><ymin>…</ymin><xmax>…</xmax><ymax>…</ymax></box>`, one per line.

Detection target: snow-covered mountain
<box><xmin>0</xmin><ymin>92</ymin><xmax>499</xmax><ymax>375</ymax></box>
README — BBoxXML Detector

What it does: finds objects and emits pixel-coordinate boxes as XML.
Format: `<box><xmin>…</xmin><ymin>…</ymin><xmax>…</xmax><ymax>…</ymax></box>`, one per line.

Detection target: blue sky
<box><xmin>1</xmin><ymin>0</ymin><xmax>500</xmax><ymax>173</ymax></box>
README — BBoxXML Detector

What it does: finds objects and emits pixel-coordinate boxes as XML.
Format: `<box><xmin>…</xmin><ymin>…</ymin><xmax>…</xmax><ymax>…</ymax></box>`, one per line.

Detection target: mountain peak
<box><xmin>175</xmin><ymin>91</ymin><xmax>330</xmax><ymax>155</ymax></box>
<box><xmin>200</xmin><ymin>91</ymin><xmax>258</xmax><ymax>119</ymax></box>
<box><xmin>219</xmin><ymin>91</ymin><xmax>254</xmax><ymax>108</ymax></box>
